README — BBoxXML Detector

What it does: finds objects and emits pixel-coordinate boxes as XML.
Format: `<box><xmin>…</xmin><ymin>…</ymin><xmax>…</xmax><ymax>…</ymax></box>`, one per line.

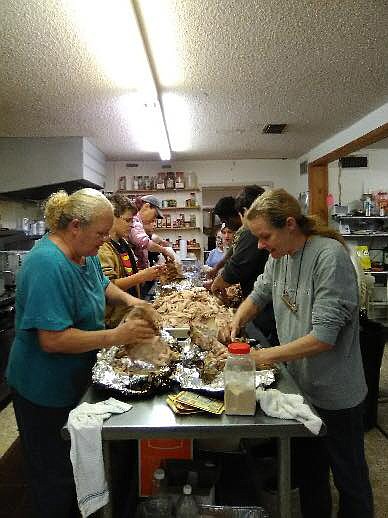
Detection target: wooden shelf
<box><xmin>172</xmin><ymin>246</ymin><xmax>201</xmax><ymax>251</ymax></box>
<box><xmin>157</xmin><ymin>227</ymin><xmax>201</xmax><ymax>231</ymax></box>
<box><xmin>160</xmin><ymin>206</ymin><xmax>200</xmax><ymax>211</ymax></box>
<box><xmin>341</xmin><ymin>233</ymin><xmax>388</xmax><ymax>237</ymax></box>
<box><xmin>122</xmin><ymin>189</ymin><xmax>200</xmax><ymax>194</ymax></box>
<box><xmin>333</xmin><ymin>215</ymin><xmax>388</xmax><ymax>220</ymax></box>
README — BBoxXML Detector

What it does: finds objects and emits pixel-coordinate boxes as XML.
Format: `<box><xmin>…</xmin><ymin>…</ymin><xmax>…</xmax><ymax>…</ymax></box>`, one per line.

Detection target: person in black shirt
<box><xmin>210</xmin><ymin>186</ymin><xmax>278</xmax><ymax>344</ymax></box>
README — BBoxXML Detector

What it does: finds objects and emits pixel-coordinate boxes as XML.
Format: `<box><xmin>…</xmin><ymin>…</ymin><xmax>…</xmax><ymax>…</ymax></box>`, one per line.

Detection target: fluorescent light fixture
<box><xmin>119</xmin><ymin>95</ymin><xmax>171</xmax><ymax>160</ymax></box>
<box><xmin>137</xmin><ymin>0</ymin><xmax>183</xmax><ymax>87</ymax></box>
<box><xmin>62</xmin><ymin>0</ymin><xmax>172</xmax><ymax>160</ymax></box>
<box><xmin>162</xmin><ymin>93</ymin><xmax>191</xmax><ymax>152</ymax></box>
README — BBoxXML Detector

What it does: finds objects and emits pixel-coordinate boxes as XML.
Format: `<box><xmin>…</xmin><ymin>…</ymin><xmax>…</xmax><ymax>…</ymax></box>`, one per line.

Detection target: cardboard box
<box><xmin>138</xmin><ymin>439</ymin><xmax>193</xmax><ymax>496</ymax></box>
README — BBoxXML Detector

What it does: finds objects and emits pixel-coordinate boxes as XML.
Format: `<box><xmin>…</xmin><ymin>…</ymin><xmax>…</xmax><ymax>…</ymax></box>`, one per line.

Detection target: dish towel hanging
<box><xmin>256</xmin><ymin>387</ymin><xmax>323</xmax><ymax>435</ymax></box>
<box><xmin>68</xmin><ymin>397</ymin><xmax>132</xmax><ymax>517</ymax></box>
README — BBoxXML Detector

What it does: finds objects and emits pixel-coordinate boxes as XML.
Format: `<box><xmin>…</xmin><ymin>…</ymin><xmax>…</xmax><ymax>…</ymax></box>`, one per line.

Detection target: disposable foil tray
<box><xmin>92</xmin><ymin>330</ymin><xmax>177</xmax><ymax>398</ymax></box>
<box><xmin>199</xmin><ymin>505</ymin><xmax>269</xmax><ymax>518</ymax></box>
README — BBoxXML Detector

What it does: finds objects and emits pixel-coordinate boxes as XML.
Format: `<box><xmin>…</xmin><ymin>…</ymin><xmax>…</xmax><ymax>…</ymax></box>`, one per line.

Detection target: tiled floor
<box><xmin>1</xmin><ymin>348</ymin><xmax>388</xmax><ymax>517</ymax></box>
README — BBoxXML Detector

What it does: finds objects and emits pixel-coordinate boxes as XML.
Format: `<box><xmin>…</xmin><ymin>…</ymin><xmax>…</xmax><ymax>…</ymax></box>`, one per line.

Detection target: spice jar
<box><xmin>157</xmin><ymin>172</ymin><xmax>166</xmax><ymax>190</ymax></box>
<box><xmin>190</xmin><ymin>213</ymin><xmax>196</xmax><ymax>227</ymax></box>
<box><xmin>175</xmin><ymin>171</ymin><xmax>185</xmax><ymax>189</ymax></box>
<box><xmin>224</xmin><ymin>342</ymin><xmax>256</xmax><ymax>416</ymax></box>
<box><xmin>166</xmin><ymin>172</ymin><xmax>175</xmax><ymax>189</ymax></box>
<box><xmin>144</xmin><ymin>175</ymin><xmax>151</xmax><ymax>190</ymax></box>
<box><xmin>189</xmin><ymin>192</ymin><xmax>197</xmax><ymax>207</ymax></box>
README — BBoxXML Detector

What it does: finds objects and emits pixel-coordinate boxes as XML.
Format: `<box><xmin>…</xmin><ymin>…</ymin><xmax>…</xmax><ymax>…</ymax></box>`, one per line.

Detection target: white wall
<box><xmin>299</xmin><ymin>100</ymin><xmax>388</xmax><ymax>165</ymax></box>
<box><xmin>105</xmin><ymin>158</ymin><xmax>299</xmax><ymax>195</ymax></box>
<box><xmin>328</xmin><ymin>148</ymin><xmax>388</xmax><ymax>208</ymax></box>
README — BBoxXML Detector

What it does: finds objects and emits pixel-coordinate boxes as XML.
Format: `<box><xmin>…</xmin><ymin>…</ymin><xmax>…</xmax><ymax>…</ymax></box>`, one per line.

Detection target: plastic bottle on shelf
<box><xmin>190</xmin><ymin>213</ymin><xmax>197</xmax><ymax>227</ymax></box>
<box><xmin>176</xmin><ymin>484</ymin><xmax>199</xmax><ymax>517</ymax></box>
<box><xmin>151</xmin><ymin>468</ymin><xmax>166</xmax><ymax>496</ymax></box>
<box><xmin>145</xmin><ymin>468</ymin><xmax>172</xmax><ymax>517</ymax></box>
<box><xmin>224</xmin><ymin>342</ymin><xmax>256</xmax><ymax>416</ymax></box>
<box><xmin>186</xmin><ymin>171</ymin><xmax>198</xmax><ymax>189</ymax></box>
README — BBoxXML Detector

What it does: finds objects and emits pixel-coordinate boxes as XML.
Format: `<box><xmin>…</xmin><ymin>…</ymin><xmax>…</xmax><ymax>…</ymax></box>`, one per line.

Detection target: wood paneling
<box><xmin>308</xmin><ymin>164</ymin><xmax>328</xmax><ymax>224</ymax></box>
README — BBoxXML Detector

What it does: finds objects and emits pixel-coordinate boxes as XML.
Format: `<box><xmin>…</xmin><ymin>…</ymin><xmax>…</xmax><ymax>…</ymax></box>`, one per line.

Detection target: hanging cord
<box><xmin>338</xmin><ymin>160</ymin><xmax>343</xmax><ymax>206</ymax></box>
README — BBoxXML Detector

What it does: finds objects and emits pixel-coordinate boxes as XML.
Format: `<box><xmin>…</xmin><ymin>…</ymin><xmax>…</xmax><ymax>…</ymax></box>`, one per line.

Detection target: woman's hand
<box><xmin>230</xmin><ymin>315</ymin><xmax>242</xmax><ymax>341</ymax></box>
<box><xmin>141</xmin><ymin>265</ymin><xmax>166</xmax><ymax>282</ymax></box>
<box><xmin>113</xmin><ymin>318</ymin><xmax>156</xmax><ymax>345</ymax></box>
<box><xmin>162</xmin><ymin>247</ymin><xmax>176</xmax><ymax>262</ymax></box>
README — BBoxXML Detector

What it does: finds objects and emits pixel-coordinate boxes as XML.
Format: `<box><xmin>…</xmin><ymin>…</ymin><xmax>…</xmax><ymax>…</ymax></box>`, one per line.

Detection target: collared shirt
<box><xmin>128</xmin><ymin>214</ymin><xmax>151</xmax><ymax>269</ymax></box>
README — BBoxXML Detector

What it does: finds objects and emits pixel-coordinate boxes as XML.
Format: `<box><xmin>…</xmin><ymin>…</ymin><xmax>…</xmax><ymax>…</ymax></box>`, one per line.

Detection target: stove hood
<box><xmin>0</xmin><ymin>137</ymin><xmax>106</xmax><ymax>202</ymax></box>
<box><xmin>1</xmin><ymin>179</ymin><xmax>102</xmax><ymax>202</ymax></box>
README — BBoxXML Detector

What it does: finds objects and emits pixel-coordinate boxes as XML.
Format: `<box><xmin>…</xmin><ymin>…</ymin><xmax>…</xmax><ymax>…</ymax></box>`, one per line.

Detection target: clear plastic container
<box><xmin>176</xmin><ymin>484</ymin><xmax>199</xmax><ymax>517</ymax></box>
<box><xmin>152</xmin><ymin>468</ymin><xmax>166</xmax><ymax>496</ymax></box>
<box><xmin>186</xmin><ymin>172</ymin><xmax>197</xmax><ymax>189</ymax></box>
<box><xmin>224</xmin><ymin>342</ymin><xmax>256</xmax><ymax>416</ymax></box>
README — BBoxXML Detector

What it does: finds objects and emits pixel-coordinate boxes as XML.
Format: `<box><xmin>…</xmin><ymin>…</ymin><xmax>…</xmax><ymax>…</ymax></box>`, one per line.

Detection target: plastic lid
<box><xmin>183</xmin><ymin>484</ymin><xmax>192</xmax><ymax>495</ymax></box>
<box><xmin>228</xmin><ymin>342</ymin><xmax>250</xmax><ymax>354</ymax></box>
<box><xmin>154</xmin><ymin>468</ymin><xmax>165</xmax><ymax>480</ymax></box>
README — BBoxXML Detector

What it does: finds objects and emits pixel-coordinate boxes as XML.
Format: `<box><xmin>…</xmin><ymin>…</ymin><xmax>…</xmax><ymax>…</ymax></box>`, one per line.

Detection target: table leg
<box><xmin>100</xmin><ymin>441</ymin><xmax>113</xmax><ymax>518</ymax></box>
<box><xmin>277</xmin><ymin>437</ymin><xmax>291</xmax><ymax>518</ymax></box>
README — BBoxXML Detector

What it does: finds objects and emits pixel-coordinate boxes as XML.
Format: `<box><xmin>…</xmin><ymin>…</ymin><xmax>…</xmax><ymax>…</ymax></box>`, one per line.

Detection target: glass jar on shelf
<box><xmin>190</xmin><ymin>213</ymin><xmax>197</xmax><ymax>227</ymax></box>
<box><xmin>144</xmin><ymin>175</ymin><xmax>151</xmax><ymax>190</ymax></box>
<box><xmin>175</xmin><ymin>171</ymin><xmax>185</xmax><ymax>189</ymax></box>
<box><xmin>189</xmin><ymin>192</ymin><xmax>197</xmax><ymax>207</ymax></box>
<box><xmin>186</xmin><ymin>171</ymin><xmax>197</xmax><ymax>189</ymax></box>
<box><xmin>118</xmin><ymin>176</ymin><xmax>126</xmax><ymax>191</ymax></box>
<box><xmin>166</xmin><ymin>171</ymin><xmax>175</xmax><ymax>189</ymax></box>
<box><xmin>157</xmin><ymin>172</ymin><xmax>166</xmax><ymax>190</ymax></box>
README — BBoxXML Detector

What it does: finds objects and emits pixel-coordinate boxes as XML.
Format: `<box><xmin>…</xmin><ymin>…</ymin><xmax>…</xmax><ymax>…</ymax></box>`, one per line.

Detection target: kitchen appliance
<box><xmin>0</xmin><ymin>291</ymin><xmax>15</xmax><ymax>408</ymax></box>
<box><xmin>0</xmin><ymin>250</ymin><xmax>29</xmax><ymax>292</ymax></box>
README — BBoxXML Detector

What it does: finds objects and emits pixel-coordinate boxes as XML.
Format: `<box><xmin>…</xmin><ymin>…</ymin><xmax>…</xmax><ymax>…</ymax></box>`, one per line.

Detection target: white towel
<box><xmin>68</xmin><ymin>397</ymin><xmax>132</xmax><ymax>517</ymax></box>
<box><xmin>256</xmin><ymin>388</ymin><xmax>322</xmax><ymax>435</ymax></box>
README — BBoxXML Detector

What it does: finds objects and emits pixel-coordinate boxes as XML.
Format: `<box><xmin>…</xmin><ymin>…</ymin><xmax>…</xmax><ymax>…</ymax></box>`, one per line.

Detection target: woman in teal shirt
<box><xmin>7</xmin><ymin>188</ymin><xmax>156</xmax><ymax>518</ymax></box>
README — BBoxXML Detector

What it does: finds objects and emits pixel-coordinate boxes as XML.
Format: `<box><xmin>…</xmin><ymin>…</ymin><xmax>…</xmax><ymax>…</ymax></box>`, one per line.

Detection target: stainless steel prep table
<box><xmin>64</xmin><ymin>363</ymin><xmax>324</xmax><ymax>518</ymax></box>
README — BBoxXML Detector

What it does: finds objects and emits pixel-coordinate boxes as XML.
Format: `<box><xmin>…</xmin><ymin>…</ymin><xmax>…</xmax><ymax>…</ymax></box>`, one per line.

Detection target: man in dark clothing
<box><xmin>210</xmin><ymin>186</ymin><xmax>278</xmax><ymax>344</ymax></box>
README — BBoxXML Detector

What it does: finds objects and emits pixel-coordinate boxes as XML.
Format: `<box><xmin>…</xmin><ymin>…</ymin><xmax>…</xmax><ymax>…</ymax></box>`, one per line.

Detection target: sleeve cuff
<box><xmin>310</xmin><ymin>326</ymin><xmax>339</xmax><ymax>346</ymax></box>
<box><xmin>249</xmin><ymin>292</ymin><xmax>266</xmax><ymax>308</ymax></box>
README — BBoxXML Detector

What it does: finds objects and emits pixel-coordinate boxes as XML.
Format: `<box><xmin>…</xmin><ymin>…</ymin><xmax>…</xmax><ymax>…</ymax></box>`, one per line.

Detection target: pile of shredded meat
<box><xmin>115</xmin><ymin>305</ymin><xmax>176</xmax><ymax>367</ymax></box>
<box><xmin>152</xmin><ymin>287</ymin><xmax>234</xmax><ymax>344</ymax></box>
<box><xmin>158</xmin><ymin>261</ymin><xmax>184</xmax><ymax>284</ymax></box>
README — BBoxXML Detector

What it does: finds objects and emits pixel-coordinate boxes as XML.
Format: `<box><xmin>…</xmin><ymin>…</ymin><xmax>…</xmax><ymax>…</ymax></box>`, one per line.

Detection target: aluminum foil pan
<box><xmin>171</xmin><ymin>337</ymin><xmax>278</xmax><ymax>394</ymax></box>
<box><xmin>174</xmin><ymin>364</ymin><xmax>277</xmax><ymax>394</ymax></box>
<box><xmin>155</xmin><ymin>277</ymin><xmax>203</xmax><ymax>295</ymax></box>
<box><xmin>92</xmin><ymin>330</ymin><xmax>177</xmax><ymax>397</ymax></box>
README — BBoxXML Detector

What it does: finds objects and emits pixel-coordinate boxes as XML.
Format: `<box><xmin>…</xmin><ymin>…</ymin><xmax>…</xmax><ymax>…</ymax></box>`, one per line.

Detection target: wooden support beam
<box><xmin>310</xmin><ymin>123</ymin><xmax>388</xmax><ymax>166</ymax></box>
<box><xmin>308</xmin><ymin>164</ymin><xmax>328</xmax><ymax>224</ymax></box>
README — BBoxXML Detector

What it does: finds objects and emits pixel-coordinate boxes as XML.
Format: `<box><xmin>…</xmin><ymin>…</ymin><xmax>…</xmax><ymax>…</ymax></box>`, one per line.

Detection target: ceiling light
<box><xmin>137</xmin><ymin>0</ymin><xmax>183</xmax><ymax>87</ymax></box>
<box><xmin>162</xmin><ymin>93</ymin><xmax>191</xmax><ymax>152</ymax></box>
<box><xmin>63</xmin><ymin>0</ymin><xmax>171</xmax><ymax>160</ymax></box>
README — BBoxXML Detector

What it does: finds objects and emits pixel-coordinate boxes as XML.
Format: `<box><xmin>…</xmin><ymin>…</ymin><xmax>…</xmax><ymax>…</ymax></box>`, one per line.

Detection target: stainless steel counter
<box><xmin>65</xmin><ymin>363</ymin><xmax>323</xmax><ymax>518</ymax></box>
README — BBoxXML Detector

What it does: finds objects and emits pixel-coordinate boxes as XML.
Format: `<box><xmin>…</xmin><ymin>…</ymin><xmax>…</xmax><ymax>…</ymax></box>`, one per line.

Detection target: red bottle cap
<box><xmin>228</xmin><ymin>342</ymin><xmax>250</xmax><ymax>354</ymax></box>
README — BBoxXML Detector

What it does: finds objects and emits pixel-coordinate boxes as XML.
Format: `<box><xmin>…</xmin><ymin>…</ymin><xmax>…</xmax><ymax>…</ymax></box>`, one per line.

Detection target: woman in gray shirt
<box><xmin>232</xmin><ymin>188</ymin><xmax>373</xmax><ymax>518</ymax></box>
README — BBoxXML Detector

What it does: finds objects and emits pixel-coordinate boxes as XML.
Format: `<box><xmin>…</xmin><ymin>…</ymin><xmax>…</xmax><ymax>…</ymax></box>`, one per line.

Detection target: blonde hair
<box><xmin>44</xmin><ymin>188</ymin><xmax>113</xmax><ymax>232</ymax></box>
<box><xmin>245</xmin><ymin>188</ymin><xmax>346</xmax><ymax>246</ymax></box>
